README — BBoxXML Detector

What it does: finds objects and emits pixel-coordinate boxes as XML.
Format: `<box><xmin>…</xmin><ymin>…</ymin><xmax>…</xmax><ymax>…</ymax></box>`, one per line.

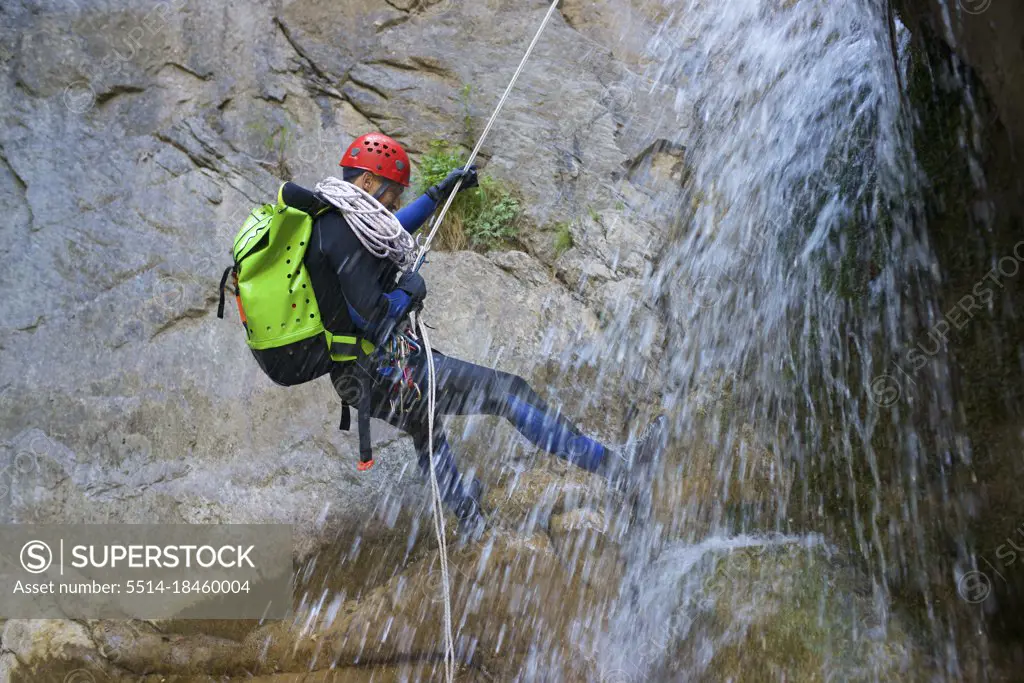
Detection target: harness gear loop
<box><xmin>376</xmin><ymin>326</ymin><xmax>423</xmax><ymax>415</ymax></box>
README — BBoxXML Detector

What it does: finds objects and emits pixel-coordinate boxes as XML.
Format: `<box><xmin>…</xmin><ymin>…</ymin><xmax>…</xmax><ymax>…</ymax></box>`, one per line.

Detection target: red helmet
<box><xmin>340</xmin><ymin>132</ymin><xmax>411</xmax><ymax>187</ymax></box>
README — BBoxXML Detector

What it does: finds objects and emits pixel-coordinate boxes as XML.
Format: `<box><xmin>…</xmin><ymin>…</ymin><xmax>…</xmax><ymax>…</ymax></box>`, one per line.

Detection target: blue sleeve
<box><xmin>394</xmin><ymin>193</ymin><xmax>437</xmax><ymax>234</ymax></box>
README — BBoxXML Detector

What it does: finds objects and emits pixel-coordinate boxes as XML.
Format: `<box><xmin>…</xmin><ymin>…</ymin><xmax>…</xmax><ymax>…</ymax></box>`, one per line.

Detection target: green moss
<box><xmin>465</xmin><ymin>180</ymin><xmax>521</xmax><ymax>251</ymax></box>
<box><xmin>553</xmin><ymin>222</ymin><xmax>574</xmax><ymax>257</ymax></box>
<box><xmin>413</xmin><ymin>139</ymin><xmax>522</xmax><ymax>252</ymax></box>
<box><xmin>676</xmin><ymin>545</ymin><xmax>924</xmax><ymax>682</ymax></box>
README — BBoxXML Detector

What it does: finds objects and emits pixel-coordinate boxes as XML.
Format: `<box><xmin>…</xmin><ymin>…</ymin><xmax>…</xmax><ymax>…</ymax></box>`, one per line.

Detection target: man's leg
<box><xmin>402</xmin><ymin>350</ymin><xmax>611</xmax><ymax>473</ymax></box>
<box><xmin>329</xmin><ymin>363</ymin><xmax>475</xmax><ymax>512</ymax></box>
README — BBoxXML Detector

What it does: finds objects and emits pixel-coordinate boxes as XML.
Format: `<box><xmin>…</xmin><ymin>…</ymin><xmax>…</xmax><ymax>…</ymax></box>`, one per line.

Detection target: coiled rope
<box><xmin>313</xmin><ymin>176</ymin><xmax>417</xmax><ymax>270</ymax></box>
<box><xmin>410</xmin><ymin>2</ymin><xmax>563</xmax><ymax>681</ymax></box>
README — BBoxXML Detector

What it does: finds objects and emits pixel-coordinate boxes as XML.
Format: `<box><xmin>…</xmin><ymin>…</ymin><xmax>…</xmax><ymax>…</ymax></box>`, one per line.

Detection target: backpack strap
<box><xmin>333</xmin><ymin>337</ymin><xmax>376</xmax><ymax>472</ymax></box>
<box><xmin>282</xmin><ymin>181</ymin><xmax>328</xmax><ymax>215</ymax></box>
<box><xmin>355</xmin><ymin>341</ymin><xmax>374</xmax><ymax>471</ymax></box>
<box><xmin>217</xmin><ymin>265</ymin><xmax>233</xmax><ymax>319</ymax></box>
<box><xmin>217</xmin><ymin>265</ymin><xmax>247</xmax><ymax>333</ymax></box>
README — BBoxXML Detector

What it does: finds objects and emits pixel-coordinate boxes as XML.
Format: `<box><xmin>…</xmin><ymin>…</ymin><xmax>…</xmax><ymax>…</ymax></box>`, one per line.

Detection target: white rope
<box><xmin>409</xmin><ymin>3</ymin><xmax>561</xmax><ymax>680</ymax></box>
<box><xmin>411</xmin><ymin>311</ymin><xmax>456</xmax><ymax>681</ymax></box>
<box><xmin>313</xmin><ymin>176</ymin><xmax>417</xmax><ymax>270</ymax></box>
<box><xmin>413</xmin><ymin>0</ymin><xmax>563</xmax><ymax>271</ymax></box>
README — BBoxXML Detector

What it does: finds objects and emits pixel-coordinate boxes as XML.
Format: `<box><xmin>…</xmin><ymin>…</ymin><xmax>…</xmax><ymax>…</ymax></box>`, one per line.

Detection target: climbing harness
<box><xmin>308</xmin><ymin>177</ymin><xmax>427</xmax><ymax>437</ymax></box>
<box><xmin>313</xmin><ymin>176</ymin><xmax>417</xmax><ymax>270</ymax></box>
<box><xmin>407</xmin><ymin>2</ymin><xmax>563</xmax><ymax>680</ymax></box>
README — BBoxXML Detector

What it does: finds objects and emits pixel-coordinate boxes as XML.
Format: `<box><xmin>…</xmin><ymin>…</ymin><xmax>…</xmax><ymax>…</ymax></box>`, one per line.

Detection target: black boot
<box><xmin>632</xmin><ymin>415</ymin><xmax>669</xmax><ymax>470</ymax></box>
<box><xmin>452</xmin><ymin>476</ymin><xmax>485</xmax><ymax>540</ymax></box>
<box><xmin>599</xmin><ymin>415</ymin><xmax>669</xmax><ymax>496</ymax></box>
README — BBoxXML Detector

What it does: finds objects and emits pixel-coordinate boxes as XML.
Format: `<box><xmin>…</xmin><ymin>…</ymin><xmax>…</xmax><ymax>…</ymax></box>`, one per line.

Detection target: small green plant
<box><xmin>615</xmin><ymin>200</ymin><xmax>626</xmax><ymax>211</ymax></box>
<box><xmin>247</xmin><ymin>118</ymin><xmax>292</xmax><ymax>178</ymax></box>
<box><xmin>553</xmin><ymin>222</ymin><xmax>574</xmax><ymax>257</ymax></box>
<box><xmin>466</xmin><ymin>184</ymin><xmax>520</xmax><ymax>251</ymax></box>
<box><xmin>587</xmin><ymin>206</ymin><xmax>600</xmax><ymax>223</ymax></box>
<box><xmin>413</xmin><ymin>139</ymin><xmax>521</xmax><ymax>252</ymax></box>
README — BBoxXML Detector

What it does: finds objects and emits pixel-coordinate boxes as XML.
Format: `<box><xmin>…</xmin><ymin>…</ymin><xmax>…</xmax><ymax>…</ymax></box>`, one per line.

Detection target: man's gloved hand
<box><xmin>380</xmin><ymin>272</ymin><xmax>426</xmax><ymax>331</ymax></box>
<box><xmin>396</xmin><ymin>271</ymin><xmax>426</xmax><ymax>305</ymax></box>
<box><xmin>426</xmin><ymin>166</ymin><xmax>479</xmax><ymax>203</ymax></box>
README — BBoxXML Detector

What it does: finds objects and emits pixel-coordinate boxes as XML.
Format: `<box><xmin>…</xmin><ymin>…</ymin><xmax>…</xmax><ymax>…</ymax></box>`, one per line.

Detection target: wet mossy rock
<box><xmin>669</xmin><ymin>544</ymin><xmax>922</xmax><ymax>682</ymax></box>
<box><xmin>898</xmin><ymin>0</ymin><xmax>1024</xmax><ymax>648</ymax></box>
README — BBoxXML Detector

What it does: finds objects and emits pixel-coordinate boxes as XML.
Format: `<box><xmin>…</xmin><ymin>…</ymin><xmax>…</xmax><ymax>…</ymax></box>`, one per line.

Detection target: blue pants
<box><xmin>330</xmin><ymin>350</ymin><xmax>608</xmax><ymax>504</ymax></box>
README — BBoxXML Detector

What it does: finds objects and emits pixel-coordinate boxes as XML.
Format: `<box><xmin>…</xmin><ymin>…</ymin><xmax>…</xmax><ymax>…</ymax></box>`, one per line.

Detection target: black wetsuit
<box><xmin>252</xmin><ymin>188</ymin><xmax>608</xmax><ymax>507</ymax></box>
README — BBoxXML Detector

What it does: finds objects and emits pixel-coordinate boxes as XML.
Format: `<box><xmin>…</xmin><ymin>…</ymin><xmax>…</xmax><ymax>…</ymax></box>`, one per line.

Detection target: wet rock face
<box><xmin>0</xmin><ymin>0</ymin><xmax>679</xmax><ymax>537</ymax></box>
<box><xmin>895</xmin><ymin>0</ymin><xmax>1024</xmax><ymax>164</ymax></box>
<box><xmin>0</xmin><ymin>0</ymin><xmax>685</xmax><ymax>680</ymax></box>
<box><xmin>661</xmin><ymin>543</ymin><xmax>920</xmax><ymax>682</ymax></box>
<box><xmin>0</xmin><ymin>0</ymin><xmax>979</xmax><ymax>680</ymax></box>
<box><xmin>896</xmin><ymin>0</ymin><xmax>1024</xmax><ymax>650</ymax></box>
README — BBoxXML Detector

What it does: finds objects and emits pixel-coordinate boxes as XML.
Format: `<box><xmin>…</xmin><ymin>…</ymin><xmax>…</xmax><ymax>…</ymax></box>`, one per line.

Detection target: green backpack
<box><xmin>217</xmin><ymin>182</ymin><xmax>380</xmax><ymax>470</ymax></box>
<box><xmin>217</xmin><ymin>182</ymin><xmax>375</xmax><ymax>363</ymax></box>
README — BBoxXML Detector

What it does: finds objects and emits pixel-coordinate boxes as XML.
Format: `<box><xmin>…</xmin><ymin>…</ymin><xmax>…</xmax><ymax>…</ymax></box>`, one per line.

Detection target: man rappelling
<box><xmin>219</xmin><ymin>132</ymin><xmax>667</xmax><ymax>530</ymax></box>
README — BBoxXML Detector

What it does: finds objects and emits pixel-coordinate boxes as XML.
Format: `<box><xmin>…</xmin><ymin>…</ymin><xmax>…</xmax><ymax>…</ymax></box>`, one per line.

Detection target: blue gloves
<box><xmin>396</xmin><ymin>271</ymin><xmax>426</xmax><ymax>302</ymax></box>
<box><xmin>382</xmin><ymin>271</ymin><xmax>426</xmax><ymax>319</ymax></box>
